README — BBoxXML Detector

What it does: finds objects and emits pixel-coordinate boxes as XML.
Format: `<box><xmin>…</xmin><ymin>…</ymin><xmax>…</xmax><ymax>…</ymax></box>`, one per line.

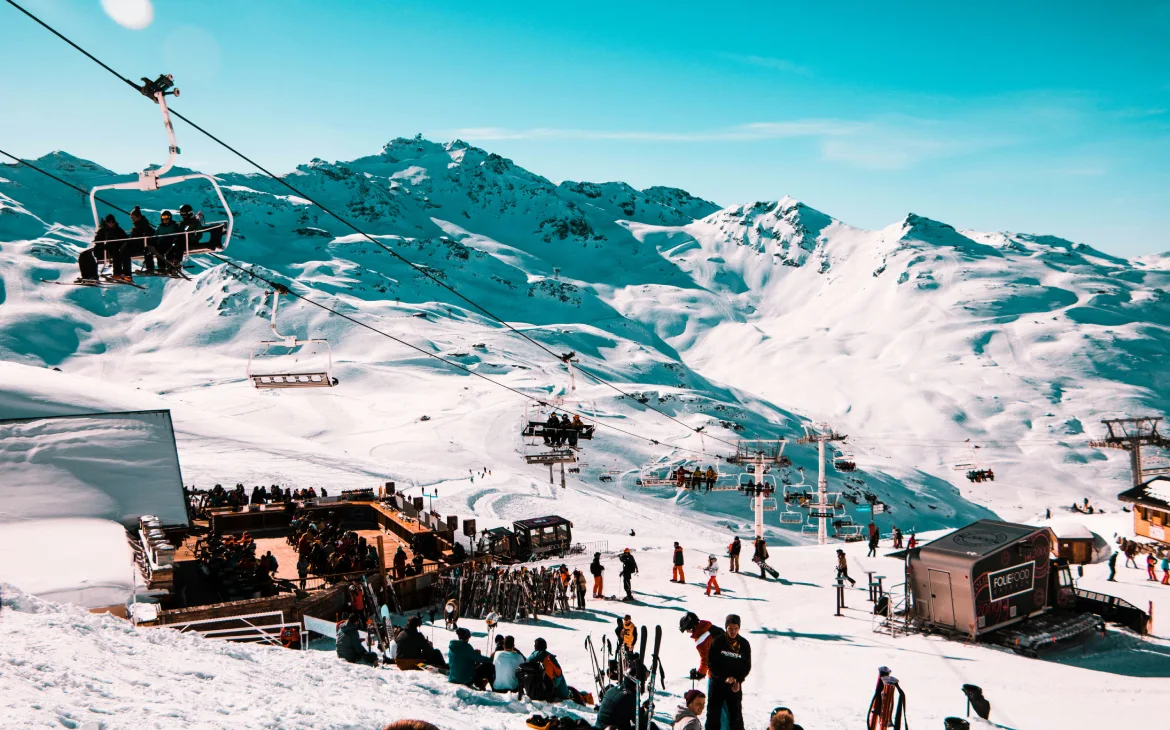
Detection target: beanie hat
<box><xmin>725</xmin><ymin>613</ymin><xmax>741</xmax><ymax>627</ymax></box>
<box><xmin>684</xmin><ymin>689</ymin><xmax>706</xmax><ymax>704</ymax></box>
<box><xmin>456</xmin><ymin>627</ymin><xmax>471</xmax><ymax>641</ymax></box>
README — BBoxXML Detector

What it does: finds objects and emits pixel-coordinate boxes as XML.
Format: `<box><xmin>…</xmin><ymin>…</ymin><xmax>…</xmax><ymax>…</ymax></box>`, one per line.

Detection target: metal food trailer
<box><xmin>906</xmin><ymin>520</ymin><xmax>1055</xmax><ymax>636</ymax></box>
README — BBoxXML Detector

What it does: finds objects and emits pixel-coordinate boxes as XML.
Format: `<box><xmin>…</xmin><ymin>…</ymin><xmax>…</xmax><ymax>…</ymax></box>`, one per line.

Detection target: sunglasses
<box><xmin>161</xmin><ymin>214</ymin><xmax>172</xmax><ymax>219</ymax></box>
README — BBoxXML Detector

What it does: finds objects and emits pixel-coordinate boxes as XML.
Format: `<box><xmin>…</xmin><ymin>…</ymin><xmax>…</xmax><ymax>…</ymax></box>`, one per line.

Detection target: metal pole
<box><xmin>754</xmin><ymin>456</ymin><xmax>764</xmax><ymax>539</ymax></box>
<box><xmin>561</xmin><ymin>461</ymin><xmax>566</xmax><ymax>489</ymax></box>
<box><xmin>818</xmin><ymin>438</ymin><xmax>828</xmax><ymax>546</ymax></box>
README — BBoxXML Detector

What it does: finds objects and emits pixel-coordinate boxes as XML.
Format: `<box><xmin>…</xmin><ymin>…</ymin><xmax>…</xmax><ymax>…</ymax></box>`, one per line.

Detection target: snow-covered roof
<box><xmin>1118</xmin><ymin>476</ymin><xmax>1170</xmax><ymax>511</ymax></box>
<box><xmin>1050</xmin><ymin>520</ymin><xmax>1094</xmax><ymax>540</ymax></box>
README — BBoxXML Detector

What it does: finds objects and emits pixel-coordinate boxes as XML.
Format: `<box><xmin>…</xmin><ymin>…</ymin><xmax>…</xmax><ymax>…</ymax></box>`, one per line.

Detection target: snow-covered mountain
<box><xmin>2</xmin><ymin>137</ymin><xmax>1167</xmax><ymax>535</ymax></box>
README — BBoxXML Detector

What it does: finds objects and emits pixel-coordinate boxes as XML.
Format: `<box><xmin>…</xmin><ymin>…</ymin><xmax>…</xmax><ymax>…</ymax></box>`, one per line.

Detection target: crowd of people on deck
<box><xmin>188</xmin><ymin>483</ymin><xmax>331</xmax><ymax>517</ymax></box>
<box><xmin>193</xmin><ymin>529</ymin><xmax>280</xmax><ymax>601</ymax></box>
<box><xmin>287</xmin><ymin>509</ymin><xmax>391</xmax><ymax>581</ymax></box>
<box><xmin>80</xmin><ymin>204</ymin><xmax>223</xmax><ymax>283</ymax></box>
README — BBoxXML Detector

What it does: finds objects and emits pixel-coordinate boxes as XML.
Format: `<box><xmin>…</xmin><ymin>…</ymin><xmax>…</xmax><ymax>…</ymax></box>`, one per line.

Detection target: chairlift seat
<box><xmin>762</xmin><ymin>497</ymin><xmax>778</xmax><ymax>512</ymax></box>
<box><xmin>523</xmin><ymin>420</ymin><xmax>595</xmax><ymax>440</ymax></box>
<box><xmin>779</xmin><ymin>510</ymin><xmax>803</xmax><ymax>524</ymax></box>
<box><xmin>251</xmin><ymin>372</ymin><xmax>334</xmax><ymax>389</ymax></box>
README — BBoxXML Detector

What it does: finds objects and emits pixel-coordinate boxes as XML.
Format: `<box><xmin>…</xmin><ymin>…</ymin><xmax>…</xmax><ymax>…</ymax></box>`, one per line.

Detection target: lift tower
<box><xmin>736</xmin><ymin>440</ymin><xmax>788</xmax><ymax>539</ymax></box>
<box><xmin>798</xmin><ymin>424</ymin><xmax>848</xmax><ymax>545</ymax></box>
<box><xmin>1089</xmin><ymin>417</ymin><xmax>1170</xmax><ymax>486</ymax></box>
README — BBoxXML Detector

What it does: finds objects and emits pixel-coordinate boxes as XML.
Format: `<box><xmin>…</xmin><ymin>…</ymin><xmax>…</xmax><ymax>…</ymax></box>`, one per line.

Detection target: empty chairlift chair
<box><xmin>779</xmin><ymin>503</ymin><xmax>804</xmax><ymax>524</ymax></box>
<box><xmin>248</xmin><ymin>288</ymin><xmax>338</xmax><ymax>389</ymax></box>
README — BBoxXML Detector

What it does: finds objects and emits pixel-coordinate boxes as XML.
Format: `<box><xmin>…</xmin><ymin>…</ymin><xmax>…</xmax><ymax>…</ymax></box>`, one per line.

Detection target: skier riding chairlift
<box><xmin>85</xmin><ymin>74</ymin><xmax>233</xmax><ymax>281</ymax></box>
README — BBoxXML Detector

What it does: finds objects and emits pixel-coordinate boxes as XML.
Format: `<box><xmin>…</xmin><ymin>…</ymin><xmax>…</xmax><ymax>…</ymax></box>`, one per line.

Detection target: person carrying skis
<box><xmin>752</xmin><ymin>537</ymin><xmax>769</xmax><ymax>580</ymax></box>
<box><xmin>679</xmin><ymin>612</ymin><xmax>722</xmax><ymax>680</ymax></box>
<box><xmin>572</xmin><ymin>568</ymin><xmax>587</xmax><ymax>609</ymax></box>
<box><xmin>705</xmin><ymin>614</ymin><xmax>751</xmax><ymax>730</ymax></box>
<box><xmin>619</xmin><ymin>548</ymin><xmax>638</xmax><ymax>601</ymax></box>
<box><xmin>728</xmin><ymin>536</ymin><xmax>741</xmax><ymax>573</ymax></box>
<box><xmin>674</xmin><ymin>689</ymin><xmax>706</xmax><ymax>730</ymax></box>
<box><xmin>590</xmin><ymin>552</ymin><xmax>605</xmax><ymax>598</ymax></box>
<box><xmin>672</xmin><ymin>542</ymin><xmax>686</xmax><ymax>583</ymax></box>
<box><xmin>836</xmin><ymin>549</ymin><xmax>857</xmax><ymax>586</ymax></box>
<box><xmin>703</xmin><ymin>556</ymin><xmax>722</xmax><ymax>596</ymax></box>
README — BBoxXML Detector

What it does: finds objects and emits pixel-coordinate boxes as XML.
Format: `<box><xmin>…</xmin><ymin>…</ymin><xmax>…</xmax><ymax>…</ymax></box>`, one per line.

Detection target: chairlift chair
<box><xmin>762</xmin><ymin>497</ymin><xmax>778</xmax><ymax>512</ymax></box>
<box><xmin>89</xmin><ymin>75</ymin><xmax>233</xmax><ymax>271</ymax></box>
<box><xmin>247</xmin><ymin>288</ymin><xmax>338</xmax><ymax>388</ymax></box>
<box><xmin>801</xmin><ymin>521</ymin><xmax>819</xmax><ymax>536</ymax></box>
<box><xmin>779</xmin><ymin>504</ymin><xmax>804</xmax><ymax>524</ymax></box>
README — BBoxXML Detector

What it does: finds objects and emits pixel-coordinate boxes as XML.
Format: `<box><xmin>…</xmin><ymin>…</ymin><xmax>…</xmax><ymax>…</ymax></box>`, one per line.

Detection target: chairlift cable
<box><xmin>3</xmin><ymin>0</ymin><xmax>739</xmax><ymax>451</ymax></box>
<box><xmin>0</xmin><ymin>148</ymin><xmax>711</xmax><ymax>458</ymax></box>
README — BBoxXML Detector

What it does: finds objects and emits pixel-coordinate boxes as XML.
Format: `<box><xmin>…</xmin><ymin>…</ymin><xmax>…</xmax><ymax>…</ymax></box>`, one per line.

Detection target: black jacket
<box><xmin>394</xmin><ymin>626</ymin><xmax>433</xmax><ymax>661</ymax></box>
<box><xmin>597</xmin><ymin>677</ymin><xmax>637</xmax><ymax>729</ymax></box>
<box><xmin>590</xmin><ymin>558</ymin><xmax>604</xmax><ymax>577</ymax></box>
<box><xmin>619</xmin><ymin>552</ymin><xmax>638</xmax><ymax>576</ymax></box>
<box><xmin>93</xmin><ymin>223</ymin><xmax>128</xmax><ymax>245</ymax></box>
<box><xmin>707</xmin><ymin>633</ymin><xmax>751</xmax><ymax>682</ymax></box>
<box><xmin>129</xmin><ymin>219</ymin><xmax>156</xmax><ymax>238</ymax></box>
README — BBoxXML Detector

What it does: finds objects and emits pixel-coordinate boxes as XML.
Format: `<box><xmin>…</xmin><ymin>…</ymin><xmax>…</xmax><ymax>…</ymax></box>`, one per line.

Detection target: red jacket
<box><xmin>689</xmin><ymin>620</ymin><xmax>717</xmax><ymax>677</ymax></box>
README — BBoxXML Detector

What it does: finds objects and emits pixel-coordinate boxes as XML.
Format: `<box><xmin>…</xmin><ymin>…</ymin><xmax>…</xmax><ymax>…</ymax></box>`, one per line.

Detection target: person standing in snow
<box><xmin>891</xmin><ymin>527</ymin><xmax>903</xmax><ymax>549</ymax></box>
<box><xmin>619</xmin><ymin>548</ymin><xmax>638</xmax><ymax>601</ymax></box>
<box><xmin>867</xmin><ymin>521</ymin><xmax>879</xmax><ymax>558</ymax></box>
<box><xmin>1161</xmin><ymin>553</ymin><xmax>1170</xmax><ymax>585</ymax></box>
<box><xmin>752</xmin><ymin>537</ymin><xmax>769</xmax><ymax>580</ymax></box>
<box><xmin>590</xmin><ymin>552</ymin><xmax>605</xmax><ymax>598</ymax></box>
<box><xmin>1124</xmin><ymin>540</ymin><xmax>1139</xmax><ymax>569</ymax></box>
<box><xmin>907</xmin><ymin>533</ymin><xmax>918</xmax><ymax>550</ymax></box>
<box><xmin>836</xmin><ymin>549</ymin><xmax>857</xmax><ymax>586</ymax></box>
<box><xmin>618</xmin><ymin>615</ymin><xmax>638</xmax><ymax>655</ymax></box>
<box><xmin>674</xmin><ymin>689</ymin><xmax>706</xmax><ymax>730</ymax></box>
<box><xmin>1147</xmin><ymin>553</ymin><xmax>1158</xmax><ymax>581</ymax></box>
<box><xmin>705</xmin><ymin>614</ymin><xmax>751</xmax><ymax>730</ymax></box>
<box><xmin>672</xmin><ymin>542</ymin><xmax>686</xmax><ymax>583</ymax></box>
<box><xmin>1107</xmin><ymin>551</ymin><xmax>1118</xmax><ymax>581</ymax></box>
<box><xmin>572</xmin><ymin>568</ymin><xmax>587</xmax><ymax>609</ymax></box>
<box><xmin>704</xmin><ymin>555</ymin><xmax>722</xmax><ymax>596</ymax></box>
<box><xmin>728</xmin><ymin>536</ymin><xmax>741</xmax><ymax>573</ymax></box>
<box><xmin>680</xmin><ymin>611</ymin><xmax>722</xmax><ymax>680</ymax></box>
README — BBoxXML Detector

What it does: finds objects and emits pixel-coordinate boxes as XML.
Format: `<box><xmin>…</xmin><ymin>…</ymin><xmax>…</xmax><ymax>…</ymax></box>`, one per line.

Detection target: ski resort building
<box><xmin>1117</xmin><ymin>476</ymin><xmax>1170</xmax><ymax>546</ymax></box>
<box><xmin>905</xmin><ymin>520</ymin><xmax>1055</xmax><ymax>637</ymax></box>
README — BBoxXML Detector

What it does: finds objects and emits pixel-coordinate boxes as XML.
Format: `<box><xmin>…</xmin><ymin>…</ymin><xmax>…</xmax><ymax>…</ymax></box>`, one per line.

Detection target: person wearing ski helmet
<box><xmin>619</xmin><ymin>547</ymin><xmax>638</xmax><ymax>601</ymax></box>
<box><xmin>679</xmin><ymin>611</ymin><xmax>722</xmax><ymax>680</ymax></box>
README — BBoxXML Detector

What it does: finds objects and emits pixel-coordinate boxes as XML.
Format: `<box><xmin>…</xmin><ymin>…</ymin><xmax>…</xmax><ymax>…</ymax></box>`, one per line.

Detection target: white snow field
<box><xmin>1</xmin><ymin>140</ymin><xmax>1169</xmax><ymax>728</ymax></box>
<box><xmin>3</xmin><ymin>514</ymin><xmax>1169</xmax><ymax>730</ymax></box>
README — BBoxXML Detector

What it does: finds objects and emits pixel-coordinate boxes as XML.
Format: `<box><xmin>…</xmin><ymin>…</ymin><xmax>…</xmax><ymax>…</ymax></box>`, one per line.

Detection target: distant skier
<box><xmin>590</xmin><ymin>552</ymin><xmax>605</xmax><ymax>598</ymax></box>
<box><xmin>907</xmin><ymin>533</ymin><xmax>918</xmax><ymax>550</ymax></box>
<box><xmin>619</xmin><ymin>548</ymin><xmax>638</xmax><ymax>601</ymax></box>
<box><xmin>728</xmin><ymin>536</ymin><xmax>741</xmax><ymax>573</ymax></box>
<box><xmin>703</xmin><ymin>556</ymin><xmax>722</xmax><ymax>596</ymax></box>
<box><xmin>1107</xmin><ymin>551</ymin><xmax>1118</xmax><ymax>582</ymax></box>
<box><xmin>572</xmin><ymin>568</ymin><xmax>587</xmax><ymax>609</ymax></box>
<box><xmin>891</xmin><ymin>527</ymin><xmax>903</xmax><ymax>550</ymax></box>
<box><xmin>836</xmin><ymin>549</ymin><xmax>856</xmax><ymax>587</ymax></box>
<box><xmin>1162</xmin><ymin>554</ymin><xmax>1170</xmax><ymax>585</ymax></box>
<box><xmin>1147</xmin><ymin>553</ymin><xmax>1158</xmax><ymax>581</ymax></box>
<box><xmin>1125</xmin><ymin>541</ymin><xmax>1139</xmax><ymax>569</ymax></box>
<box><xmin>672</xmin><ymin>542</ymin><xmax>686</xmax><ymax>583</ymax></box>
<box><xmin>867</xmin><ymin>521</ymin><xmax>879</xmax><ymax>557</ymax></box>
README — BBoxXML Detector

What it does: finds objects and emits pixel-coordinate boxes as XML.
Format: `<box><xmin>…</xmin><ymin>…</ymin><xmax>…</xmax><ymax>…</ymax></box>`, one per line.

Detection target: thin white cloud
<box><xmin>434</xmin><ymin>120</ymin><xmax>859</xmax><ymax>143</ymax></box>
<box><xmin>721</xmin><ymin>53</ymin><xmax>813</xmax><ymax>76</ymax></box>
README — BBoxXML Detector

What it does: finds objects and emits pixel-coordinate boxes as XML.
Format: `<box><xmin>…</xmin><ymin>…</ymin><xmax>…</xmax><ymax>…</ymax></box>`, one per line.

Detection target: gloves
<box><xmin>688</xmin><ymin>668</ymin><xmax>704</xmax><ymax>680</ymax></box>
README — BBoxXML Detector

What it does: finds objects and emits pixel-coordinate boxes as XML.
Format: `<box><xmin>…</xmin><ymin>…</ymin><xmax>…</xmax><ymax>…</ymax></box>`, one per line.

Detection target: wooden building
<box><xmin>1118</xmin><ymin>476</ymin><xmax>1170</xmax><ymax>546</ymax></box>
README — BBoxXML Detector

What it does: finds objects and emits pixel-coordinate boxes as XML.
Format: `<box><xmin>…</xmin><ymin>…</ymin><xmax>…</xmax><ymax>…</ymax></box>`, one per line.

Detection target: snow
<box><xmin>1</xmin><ymin>139</ymin><xmax>1169</xmax><ymax>728</ymax></box>
<box><xmin>1143</xmin><ymin>477</ymin><xmax>1170</xmax><ymax>503</ymax></box>
<box><xmin>0</xmin><ymin>518</ymin><xmax>133</xmax><ymax>607</ymax></box>
<box><xmin>1049</xmin><ymin>520</ymin><xmax>1094</xmax><ymax>540</ymax></box>
<box><xmin>0</xmin><ymin>410</ymin><xmax>188</xmax><ymax>527</ymax></box>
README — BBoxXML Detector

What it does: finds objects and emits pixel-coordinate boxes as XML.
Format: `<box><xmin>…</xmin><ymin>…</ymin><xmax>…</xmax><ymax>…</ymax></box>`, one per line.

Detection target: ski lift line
<box><xmin>0</xmin><ymin>152</ymin><xmax>714</xmax><ymax>460</ymax></box>
<box><xmin>4</xmin><ymin>0</ymin><xmax>739</xmax><ymax>452</ymax></box>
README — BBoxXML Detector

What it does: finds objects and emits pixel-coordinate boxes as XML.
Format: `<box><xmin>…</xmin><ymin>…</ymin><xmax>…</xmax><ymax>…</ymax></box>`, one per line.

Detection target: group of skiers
<box><xmin>1112</xmin><ymin>536</ymin><xmax>1170</xmax><ymax>584</ymax></box>
<box><xmin>79</xmin><ymin>204</ymin><xmax>216</xmax><ymax>282</ymax></box>
<box><xmin>540</xmin><ymin>413</ymin><xmax>589</xmax><ymax>447</ymax></box>
<box><xmin>671</xmin><ymin>466</ymin><xmax>719</xmax><ymax>491</ymax></box>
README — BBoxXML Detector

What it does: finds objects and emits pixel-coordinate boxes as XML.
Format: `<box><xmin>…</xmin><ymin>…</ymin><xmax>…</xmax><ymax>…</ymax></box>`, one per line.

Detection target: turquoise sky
<box><xmin>2</xmin><ymin>0</ymin><xmax>1168</xmax><ymax>255</ymax></box>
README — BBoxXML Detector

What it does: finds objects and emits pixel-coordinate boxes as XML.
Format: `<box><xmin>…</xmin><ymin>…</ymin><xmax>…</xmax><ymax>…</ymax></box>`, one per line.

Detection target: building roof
<box><xmin>1118</xmin><ymin>476</ymin><xmax>1170</xmax><ymax>511</ymax></box>
<box><xmin>920</xmin><ymin>519</ymin><xmax>1048</xmax><ymax>558</ymax></box>
<box><xmin>513</xmin><ymin>515</ymin><xmax>570</xmax><ymax>530</ymax></box>
<box><xmin>1049</xmin><ymin>520</ymin><xmax>1094</xmax><ymax>540</ymax></box>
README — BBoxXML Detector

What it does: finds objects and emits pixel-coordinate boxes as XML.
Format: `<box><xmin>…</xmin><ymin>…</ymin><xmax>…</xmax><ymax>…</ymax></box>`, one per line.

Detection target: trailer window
<box><xmin>1057</xmin><ymin>569</ymin><xmax>1072</xmax><ymax>588</ymax></box>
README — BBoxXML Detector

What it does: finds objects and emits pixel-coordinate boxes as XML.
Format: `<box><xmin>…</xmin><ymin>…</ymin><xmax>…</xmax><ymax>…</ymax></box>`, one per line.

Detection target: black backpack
<box><xmin>517</xmin><ymin>660</ymin><xmax>554</xmax><ymax>701</ymax></box>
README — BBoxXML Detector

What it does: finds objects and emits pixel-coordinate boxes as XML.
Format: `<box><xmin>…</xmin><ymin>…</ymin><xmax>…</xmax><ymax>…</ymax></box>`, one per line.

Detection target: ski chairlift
<box><xmin>801</xmin><ymin>521</ymin><xmax>819</xmax><ymax>536</ymax></box>
<box><xmin>966</xmin><ymin>468</ymin><xmax>995</xmax><ymax>483</ymax></box>
<box><xmin>833</xmin><ymin>456</ymin><xmax>857</xmax><ymax>473</ymax></box>
<box><xmin>90</xmin><ymin>74</ymin><xmax>232</xmax><ymax>271</ymax></box>
<box><xmin>835</xmin><ymin>524</ymin><xmax>864</xmax><ymax>541</ymax></box>
<box><xmin>779</xmin><ymin>503</ymin><xmax>804</xmax><ymax>524</ymax></box>
<box><xmin>737</xmin><ymin>473</ymin><xmax>778</xmax><ymax>492</ymax></box>
<box><xmin>247</xmin><ymin>287</ymin><xmax>338</xmax><ymax>388</ymax></box>
<box><xmin>762</xmin><ymin>497</ymin><xmax>778</xmax><ymax>512</ymax></box>
<box><xmin>635</xmin><ymin>462</ymin><xmax>677</xmax><ymax>488</ymax></box>
<box><xmin>833</xmin><ymin>514</ymin><xmax>855</xmax><ymax>529</ymax></box>
<box><xmin>708</xmin><ymin>473</ymin><xmax>741</xmax><ymax>492</ymax></box>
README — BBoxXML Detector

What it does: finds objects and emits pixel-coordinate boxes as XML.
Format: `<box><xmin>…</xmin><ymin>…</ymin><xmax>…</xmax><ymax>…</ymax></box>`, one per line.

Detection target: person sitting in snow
<box><xmin>527</xmin><ymin>637</ymin><xmax>570</xmax><ymax>701</ymax></box>
<box><xmin>336</xmin><ymin>614</ymin><xmax>378</xmax><ymax>666</ymax></box>
<box><xmin>447</xmin><ymin>627</ymin><xmax>493</xmax><ymax>689</ymax></box>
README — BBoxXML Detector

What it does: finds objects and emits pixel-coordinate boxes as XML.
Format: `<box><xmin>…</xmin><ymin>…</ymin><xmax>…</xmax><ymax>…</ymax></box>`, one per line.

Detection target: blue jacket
<box><xmin>448</xmin><ymin>639</ymin><xmax>490</xmax><ymax>685</ymax></box>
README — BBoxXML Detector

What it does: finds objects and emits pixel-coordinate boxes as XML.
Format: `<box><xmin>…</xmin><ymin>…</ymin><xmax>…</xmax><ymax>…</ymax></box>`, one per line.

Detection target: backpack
<box><xmin>517</xmin><ymin>660</ymin><xmax>555</xmax><ymax>701</ymax></box>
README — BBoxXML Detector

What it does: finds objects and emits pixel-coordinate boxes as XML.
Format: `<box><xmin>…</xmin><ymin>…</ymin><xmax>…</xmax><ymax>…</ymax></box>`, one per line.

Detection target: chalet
<box><xmin>1118</xmin><ymin>476</ymin><xmax>1170</xmax><ymax>546</ymax></box>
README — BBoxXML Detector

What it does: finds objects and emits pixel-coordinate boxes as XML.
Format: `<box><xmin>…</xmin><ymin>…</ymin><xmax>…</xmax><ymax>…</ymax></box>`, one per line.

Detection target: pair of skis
<box><xmin>636</xmin><ymin>625</ymin><xmax>665</xmax><ymax>730</ymax></box>
<box><xmin>40</xmin><ymin>275</ymin><xmax>146</xmax><ymax>290</ymax></box>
